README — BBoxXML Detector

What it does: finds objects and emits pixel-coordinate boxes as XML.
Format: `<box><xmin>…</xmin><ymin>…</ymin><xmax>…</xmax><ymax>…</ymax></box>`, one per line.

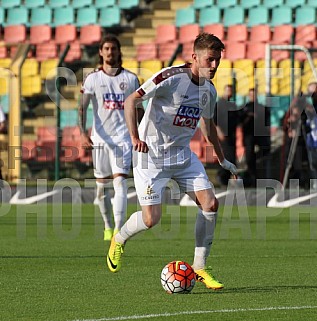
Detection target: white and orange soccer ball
<box><xmin>160</xmin><ymin>260</ymin><xmax>196</xmax><ymax>294</ymax></box>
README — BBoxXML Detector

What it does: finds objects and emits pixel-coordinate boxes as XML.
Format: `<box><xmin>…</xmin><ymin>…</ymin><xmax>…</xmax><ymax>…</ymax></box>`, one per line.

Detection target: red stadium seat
<box><xmin>21</xmin><ymin>140</ymin><xmax>37</xmax><ymax>161</ymax></box>
<box><xmin>136</xmin><ymin>42</ymin><xmax>157</xmax><ymax>61</ymax></box>
<box><xmin>4</xmin><ymin>25</ymin><xmax>26</xmax><ymax>43</ymax></box>
<box><xmin>227</xmin><ymin>24</ymin><xmax>248</xmax><ymax>43</ymax></box>
<box><xmin>55</xmin><ymin>24</ymin><xmax>77</xmax><ymax>44</ymax></box>
<box><xmin>158</xmin><ymin>41</ymin><xmax>180</xmax><ymax>62</ymax></box>
<box><xmin>61</xmin><ymin>41</ymin><xmax>81</xmax><ymax>62</ymax></box>
<box><xmin>249</xmin><ymin>25</ymin><xmax>271</xmax><ymax>43</ymax></box>
<box><xmin>36</xmin><ymin>126</ymin><xmax>57</xmax><ymax>162</ymax></box>
<box><xmin>295</xmin><ymin>25</ymin><xmax>316</xmax><ymax>43</ymax></box>
<box><xmin>60</xmin><ymin>126</ymin><xmax>81</xmax><ymax>162</ymax></box>
<box><xmin>181</xmin><ymin>41</ymin><xmax>194</xmax><ymax>62</ymax></box>
<box><xmin>80</xmin><ymin>25</ymin><xmax>102</xmax><ymax>45</ymax></box>
<box><xmin>155</xmin><ymin>24</ymin><xmax>177</xmax><ymax>44</ymax></box>
<box><xmin>270</xmin><ymin>25</ymin><xmax>294</xmax><ymax>44</ymax></box>
<box><xmin>246</xmin><ymin>42</ymin><xmax>266</xmax><ymax>61</ymax></box>
<box><xmin>35</xmin><ymin>41</ymin><xmax>58</xmax><ymax>61</ymax></box>
<box><xmin>179</xmin><ymin>24</ymin><xmax>200</xmax><ymax>44</ymax></box>
<box><xmin>295</xmin><ymin>40</ymin><xmax>313</xmax><ymax>61</ymax></box>
<box><xmin>203</xmin><ymin>24</ymin><xmax>225</xmax><ymax>41</ymax></box>
<box><xmin>30</xmin><ymin>25</ymin><xmax>52</xmax><ymax>44</ymax></box>
<box><xmin>0</xmin><ymin>46</ymin><xmax>8</xmax><ymax>58</ymax></box>
<box><xmin>224</xmin><ymin>42</ymin><xmax>246</xmax><ymax>61</ymax></box>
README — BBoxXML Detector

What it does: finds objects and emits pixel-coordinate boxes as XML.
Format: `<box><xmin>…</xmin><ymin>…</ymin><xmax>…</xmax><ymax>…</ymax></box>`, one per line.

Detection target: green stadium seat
<box><xmin>5</xmin><ymin>7</ymin><xmax>29</xmax><ymax>26</ymax></box>
<box><xmin>285</xmin><ymin>0</ymin><xmax>306</xmax><ymax>8</ymax></box>
<box><xmin>99</xmin><ymin>6</ymin><xmax>121</xmax><ymax>27</ymax></box>
<box><xmin>270</xmin><ymin>6</ymin><xmax>293</xmax><ymax>27</ymax></box>
<box><xmin>193</xmin><ymin>0</ymin><xmax>214</xmax><ymax>9</ymax></box>
<box><xmin>262</xmin><ymin>0</ymin><xmax>284</xmax><ymax>8</ymax></box>
<box><xmin>223</xmin><ymin>7</ymin><xmax>245</xmax><ymax>27</ymax></box>
<box><xmin>216</xmin><ymin>0</ymin><xmax>238</xmax><ymax>9</ymax></box>
<box><xmin>24</xmin><ymin>0</ymin><xmax>45</xmax><ymax>8</ymax></box>
<box><xmin>175</xmin><ymin>6</ymin><xmax>196</xmax><ymax>27</ymax></box>
<box><xmin>294</xmin><ymin>7</ymin><xmax>316</xmax><ymax>26</ymax></box>
<box><xmin>1</xmin><ymin>0</ymin><xmax>21</xmax><ymax>8</ymax></box>
<box><xmin>307</xmin><ymin>0</ymin><xmax>317</xmax><ymax>6</ymax></box>
<box><xmin>53</xmin><ymin>7</ymin><xmax>75</xmax><ymax>26</ymax></box>
<box><xmin>48</xmin><ymin>0</ymin><xmax>70</xmax><ymax>7</ymax></box>
<box><xmin>0</xmin><ymin>95</ymin><xmax>9</xmax><ymax>113</ymax></box>
<box><xmin>118</xmin><ymin>0</ymin><xmax>139</xmax><ymax>9</ymax></box>
<box><xmin>247</xmin><ymin>7</ymin><xmax>269</xmax><ymax>27</ymax></box>
<box><xmin>0</xmin><ymin>8</ymin><xmax>4</xmax><ymax>26</ymax></box>
<box><xmin>60</xmin><ymin>110</ymin><xmax>78</xmax><ymax>128</ymax></box>
<box><xmin>75</xmin><ymin>7</ymin><xmax>98</xmax><ymax>27</ymax></box>
<box><xmin>29</xmin><ymin>7</ymin><xmax>52</xmax><ymax>26</ymax></box>
<box><xmin>71</xmin><ymin>0</ymin><xmax>93</xmax><ymax>8</ymax></box>
<box><xmin>95</xmin><ymin>0</ymin><xmax>116</xmax><ymax>8</ymax></box>
<box><xmin>199</xmin><ymin>7</ymin><xmax>221</xmax><ymax>26</ymax></box>
<box><xmin>240</xmin><ymin>0</ymin><xmax>261</xmax><ymax>9</ymax></box>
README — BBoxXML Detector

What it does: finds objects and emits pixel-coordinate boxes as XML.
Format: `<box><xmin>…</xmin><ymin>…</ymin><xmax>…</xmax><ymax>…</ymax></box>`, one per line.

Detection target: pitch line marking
<box><xmin>72</xmin><ymin>305</ymin><xmax>317</xmax><ymax>321</ymax></box>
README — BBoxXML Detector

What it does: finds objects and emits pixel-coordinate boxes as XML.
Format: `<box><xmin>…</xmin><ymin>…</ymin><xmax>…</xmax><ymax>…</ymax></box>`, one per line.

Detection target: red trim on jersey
<box><xmin>137</xmin><ymin>88</ymin><xmax>146</xmax><ymax>96</ymax></box>
<box><xmin>152</xmin><ymin>63</ymin><xmax>190</xmax><ymax>85</ymax></box>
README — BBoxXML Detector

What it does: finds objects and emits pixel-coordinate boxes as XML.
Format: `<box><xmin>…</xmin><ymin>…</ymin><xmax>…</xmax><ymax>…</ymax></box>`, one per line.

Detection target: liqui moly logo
<box><xmin>103</xmin><ymin>93</ymin><xmax>124</xmax><ymax>110</ymax></box>
<box><xmin>173</xmin><ymin>106</ymin><xmax>202</xmax><ymax>129</ymax></box>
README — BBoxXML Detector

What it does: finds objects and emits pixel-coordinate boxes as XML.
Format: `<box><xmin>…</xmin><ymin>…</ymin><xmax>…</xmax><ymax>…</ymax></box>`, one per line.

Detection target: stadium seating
<box><xmin>199</xmin><ymin>7</ymin><xmax>221</xmax><ymax>26</ymax></box>
<box><xmin>179</xmin><ymin>24</ymin><xmax>200</xmax><ymax>44</ymax></box>
<box><xmin>0</xmin><ymin>8</ymin><xmax>4</xmax><ymax>26</ymax></box>
<box><xmin>217</xmin><ymin>0</ymin><xmax>238</xmax><ymax>9</ymax></box>
<box><xmin>48</xmin><ymin>0</ymin><xmax>70</xmax><ymax>7</ymax></box>
<box><xmin>193</xmin><ymin>0</ymin><xmax>214</xmax><ymax>9</ymax></box>
<box><xmin>95</xmin><ymin>0</ymin><xmax>116</xmax><ymax>7</ymax></box>
<box><xmin>203</xmin><ymin>24</ymin><xmax>225</xmax><ymax>40</ymax></box>
<box><xmin>295</xmin><ymin>25</ymin><xmax>316</xmax><ymax>43</ymax></box>
<box><xmin>233</xmin><ymin>59</ymin><xmax>255</xmax><ymax>96</ymax></box>
<box><xmin>24</xmin><ymin>0</ymin><xmax>46</xmax><ymax>8</ymax></box>
<box><xmin>61</xmin><ymin>41</ymin><xmax>82</xmax><ymax>62</ymax></box>
<box><xmin>240</xmin><ymin>0</ymin><xmax>261</xmax><ymax>9</ymax></box>
<box><xmin>249</xmin><ymin>25</ymin><xmax>271</xmax><ymax>43</ymax></box>
<box><xmin>5</xmin><ymin>7</ymin><xmax>29</xmax><ymax>26</ymax></box>
<box><xmin>213</xmin><ymin>59</ymin><xmax>233</xmax><ymax>96</ymax></box>
<box><xmin>71</xmin><ymin>0</ymin><xmax>93</xmax><ymax>8</ymax></box>
<box><xmin>262</xmin><ymin>0</ymin><xmax>283</xmax><ymax>8</ymax></box>
<box><xmin>22</xmin><ymin>58</ymin><xmax>39</xmax><ymax>77</ymax></box>
<box><xmin>158</xmin><ymin>42</ymin><xmax>179</xmax><ymax>63</ymax></box>
<box><xmin>36</xmin><ymin>41</ymin><xmax>58</xmax><ymax>62</ymax></box>
<box><xmin>118</xmin><ymin>0</ymin><xmax>140</xmax><ymax>9</ymax></box>
<box><xmin>155</xmin><ymin>25</ymin><xmax>178</xmax><ymax>44</ymax></box>
<box><xmin>181</xmin><ymin>41</ymin><xmax>194</xmax><ymax>62</ymax></box>
<box><xmin>227</xmin><ymin>24</ymin><xmax>248</xmax><ymax>43</ymax></box>
<box><xmin>75</xmin><ymin>7</ymin><xmax>98</xmax><ymax>27</ymax></box>
<box><xmin>246</xmin><ymin>42</ymin><xmax>266</xmax><ymax>61</ymax></box>
<box><xmin>55</xmin><ymin>24</ymin><xmax>77</xmax><ymax>44</ymax></box>
<box><xmin>99</xmin><ymin>6</ymin><xmax>121</xmax><ymax>27</ymax></box>
<box><xmin>270</xmin><ymin>25</ymin><xmax>294</xmax><ymax>44</ymax></box>
<box><xmin>4</xmin><ymin>25</ymin><xmax>27</xmax><ymax>44</ymax></box>
<box><xmin>223</xmin><ymin>7</ymin><xmax>245</xmax><ymax>26</ymax></box>
<box><xmin>278</xmin><ymin>59</ymin><xmax>301</xmax><ymax>96</ymax></box>
<box><xmin>224</xmin><ymin>42</ymin><xmax>246</xmax><ymax>61</ymax></box>
<box><xmin>175</xmin><ymin>6</ymin><xmax>196</xmax><ymax>27</ymax></box>
<box><xmin>29</xmin><ymin>7</ymin><xmax>52</xmax><ymax>26</ymax></box>
<box><xmin>247</xmin><ymin>7</ymin><xmax>269</xmax><ymax>27</ymax></box>
<box><xmin>285</xmin><ymin>0</ymin><xmax>306</xmax><ymax>7</ymax></box>
<box><xmin>271</xmin><ymin>6</ymin><xmax>293</xmax><ymax>27</ymax></box>
<box><xmin>294</xmin><ymin>7</ymin><xmax>316</xmax><ymax>26</ymax></box>
<box><xmin>53</xmin><ymin>7</ymin><xmax>75</xmax><ymax>26</ymax></box>
<box><xmin>136</xmin><ymin>42</ymin><xmax>157</xmax><ymax>61</ymax></box>
<box><xmin>80</xmin><ymin>25</ymin><xmax>102</xmax><ymax>45</ymax></box>
<box><xmin>30</xmin><ymin>25</ymin><xmax>52</xmax><ymax>44</ymax></box>
<box><xmin>40</xmin><ymin>58</ymin><xmax>58</xmax><ymax>80</ymax></box>
<box><xmin>22</xmin><ymin>75</ymin><xmax>42</xmax><ymax>96</ymax></box>
<box><xmin>1</xmin><ymin>0</ymin><xmax>21</xmax><ymax>8</ymax></box>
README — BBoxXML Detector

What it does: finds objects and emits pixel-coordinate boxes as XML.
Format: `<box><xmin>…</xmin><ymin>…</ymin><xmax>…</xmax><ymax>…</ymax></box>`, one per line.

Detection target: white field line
<box><xmin>72</xmin><ymin>305</ymin><xmax>317</xmax><ymax>321</ymax></box>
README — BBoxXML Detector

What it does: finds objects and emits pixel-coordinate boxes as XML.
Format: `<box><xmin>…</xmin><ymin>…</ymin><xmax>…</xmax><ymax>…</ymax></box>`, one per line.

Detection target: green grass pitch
<box><xmin>0</xmin><ymin>203</ymin><xmax>317</xmax><ymax>321</ymax></box>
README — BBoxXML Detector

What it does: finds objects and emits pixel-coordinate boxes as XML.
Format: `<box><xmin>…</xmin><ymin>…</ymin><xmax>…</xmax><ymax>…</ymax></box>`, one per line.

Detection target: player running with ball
<box><xmin>107</xmin><ymin>33</ymin><xmax>237</xmax><ymax>290</ymax></box>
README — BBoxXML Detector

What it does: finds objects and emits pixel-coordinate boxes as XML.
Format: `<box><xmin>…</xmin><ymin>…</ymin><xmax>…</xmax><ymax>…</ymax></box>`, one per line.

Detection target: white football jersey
<box><xmin>81</xmin><ymin>67</ymin><xmax>140</xmax><ymax>145</ymax></box>
<box><xmin>137</xmin><ymin>64</ymin><xmax>217</xmax><ymax>164</ymax></box>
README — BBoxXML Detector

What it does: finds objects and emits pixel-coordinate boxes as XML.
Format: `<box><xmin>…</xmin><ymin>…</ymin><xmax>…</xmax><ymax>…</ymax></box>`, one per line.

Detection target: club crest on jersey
<box><xmin>173</xmin><ymin>105</ymin><xmax>202</xmax><ymax>129</ymax></box>
<box><xmin>120</xmin><ymin>81</ymin><xmax>128</xmax><ymax>90</ymax></box>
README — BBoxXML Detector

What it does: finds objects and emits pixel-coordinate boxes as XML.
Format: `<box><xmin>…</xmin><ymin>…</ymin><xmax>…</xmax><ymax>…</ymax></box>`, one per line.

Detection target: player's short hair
<box><xmin>99</xmin><ymin>34</ymin><xmax>122</xmax><ymax>66</ymax></box>
<box><xmin>194</xmin><ymin>33</ymin><xmax>225</xmax><ymax>52</ymax></box>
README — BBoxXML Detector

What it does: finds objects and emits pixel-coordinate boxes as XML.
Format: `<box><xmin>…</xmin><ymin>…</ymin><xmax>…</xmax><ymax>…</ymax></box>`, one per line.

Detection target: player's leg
<box><xmin>110</xmin><ymin>142</ymin><xmax>132</xmax><ymax>233</ymax></box>
<box><xmin>107</xmin><ymin>159</ymin><xmax>168</xmax><ymax>273</ymax></box>
<box><xmin>93</xmin><ymin>144</ymin><xmax>113</xmax><ymax>240</ymax></box>
<box><xmin>177</xmin><ymin>154</ymin><xmax>223</xmax><ymax>289</ymax></box>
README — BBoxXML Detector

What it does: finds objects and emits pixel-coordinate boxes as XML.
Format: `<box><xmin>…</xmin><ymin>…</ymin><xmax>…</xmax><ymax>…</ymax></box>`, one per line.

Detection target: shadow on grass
<box><xmin>193</xmin><ymin>285</ymin><xmax>317</xmax><ymax>295</ymax></box>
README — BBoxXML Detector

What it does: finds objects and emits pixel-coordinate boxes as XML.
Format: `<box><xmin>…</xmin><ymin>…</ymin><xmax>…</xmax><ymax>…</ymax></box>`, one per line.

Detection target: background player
<box><xmin>79</xmin><ymin>34</ymin><xmax>143</xmax><ymax>241</ymax></box>
<box><xmin>107</xmin><ymin>33</ymin><xmax>237</xmax><ymax>290</ymax></box>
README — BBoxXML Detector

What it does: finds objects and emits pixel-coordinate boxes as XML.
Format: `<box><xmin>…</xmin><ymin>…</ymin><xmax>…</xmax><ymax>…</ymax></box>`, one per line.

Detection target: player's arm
<box><xmin>202</xmin><ymin>116</ymin><xmax>237</xmax><ymax>175</ymax></box>
<box><xmin>124</xmin><ymin>91</ymin><xmax>148</xmax><ymax>153</ymax></box>
<box><xmin>78</xmin><ymin>93</ymin><xmax>93</xmax><ymax>149</ymax></box>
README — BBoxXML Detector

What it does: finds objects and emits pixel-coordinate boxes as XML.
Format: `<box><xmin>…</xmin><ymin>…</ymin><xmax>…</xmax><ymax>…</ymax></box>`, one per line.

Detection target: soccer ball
<box><xmin>160</xmin><ymin>260</ymin><xmax>196</xmax><ymax>294</ymax></box>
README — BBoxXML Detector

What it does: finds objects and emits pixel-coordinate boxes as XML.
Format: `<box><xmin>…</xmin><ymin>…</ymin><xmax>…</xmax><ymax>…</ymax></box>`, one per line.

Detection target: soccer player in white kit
<box><xmin>107</xmin><ymin>33</ymin><xmax>237</xmax><ymax>289</ymax></box>
<box><xmin>79</xmin><ymin>35</ymin><xmax>143</xmax><ymax>241</ymax></box>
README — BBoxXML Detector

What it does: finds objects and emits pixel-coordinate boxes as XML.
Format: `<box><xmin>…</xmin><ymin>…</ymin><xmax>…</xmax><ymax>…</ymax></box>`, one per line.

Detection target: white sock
<box><xmin>115</xmin><ymin>211</ymin><xmax>148</xmax><ymax>244</ymax></box>
<box><xmin>96</xmin><ymin>181</ymin><xmax>112</xmax><ymax>229</ymax></box>
<box><xmin>192</xmin><ymin>210</ymin><xmax>218</xmax><ymax>270</ymax></box>
<box><xmin>112</xmin><ymin>176</ymin><xmax>128</xmax><ymax>230</ymax></box>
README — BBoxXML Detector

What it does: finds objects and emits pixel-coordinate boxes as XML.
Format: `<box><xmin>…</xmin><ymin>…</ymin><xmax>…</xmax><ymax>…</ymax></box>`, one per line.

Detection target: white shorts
<box><xmin>92</xmin><ymin>141</ymin><xmax>132</xmax><ymax>178</ymax></box>
<box><xmin>133</xmin><ymin>151</ymin><xmax>213</xmax><ymax>206</ymax></box>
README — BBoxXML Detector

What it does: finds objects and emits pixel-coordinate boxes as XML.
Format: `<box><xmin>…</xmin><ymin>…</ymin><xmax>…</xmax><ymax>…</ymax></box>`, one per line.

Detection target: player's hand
<box><xmin>132</xmin><ymin>138</ymin><xmax>148</xmax><ymax>153</ymax></box>
<box><xmin>80</xmin><ymin>132</ymin><xmax>93</xmax><ymax>150</ymax></box>
<box><xmin>219</xmin><ymin>159</ymin><xmax>238</xmax><ymax>175</ymax></box>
